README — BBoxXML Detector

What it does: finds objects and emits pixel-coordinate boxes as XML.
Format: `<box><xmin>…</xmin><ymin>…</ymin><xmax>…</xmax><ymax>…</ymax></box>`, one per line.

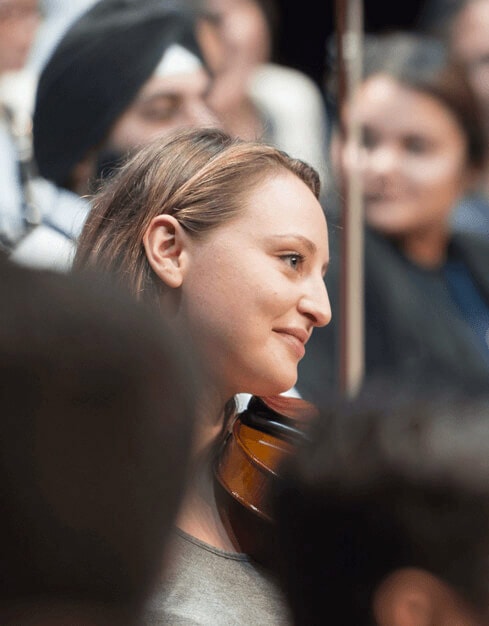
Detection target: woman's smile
<box><xmin>273</xmin><ymin>328</ymin><xmax>308</xmax><ymax>360</ymax></box>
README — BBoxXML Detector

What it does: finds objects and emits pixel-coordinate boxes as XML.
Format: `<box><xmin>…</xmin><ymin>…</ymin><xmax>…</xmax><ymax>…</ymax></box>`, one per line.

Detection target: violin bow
<box><xmin>334</xmin><ymin>0</ymin><xmax>365</xmax><ymax>398</ymax></box>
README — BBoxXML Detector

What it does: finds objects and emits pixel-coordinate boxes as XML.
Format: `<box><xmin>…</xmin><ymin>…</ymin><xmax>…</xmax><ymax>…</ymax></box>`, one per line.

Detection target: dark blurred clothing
<box><xmin>0</xmin><ymin>102</ymin><xmax>89</xmax><ymax>269</ymax></box>
<box><xmin>297</xmin><ymin>227</ymin><xmax>489</xmax><ymax>407</ymax></box>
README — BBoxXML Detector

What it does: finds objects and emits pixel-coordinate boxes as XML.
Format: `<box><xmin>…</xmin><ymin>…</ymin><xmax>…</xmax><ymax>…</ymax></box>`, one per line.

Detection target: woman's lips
<box><xmin>273</xmin><ymin>329</ymin><xmax>307</xmax><ymax>359</ymax></box>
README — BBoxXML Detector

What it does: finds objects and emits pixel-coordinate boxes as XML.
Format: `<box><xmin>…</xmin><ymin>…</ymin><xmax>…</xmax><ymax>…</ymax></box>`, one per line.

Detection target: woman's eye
<box><xmin>137</xmin><ymin>97</ymin><xmax>180</xmax><ymax>123</ymax></box>
<box><xmin>140</xmin><ymin>105</ymin><xmax>177</xmax><ymax>122</ymax></box>
<box><xmin>281</xmin><ymin>253</ymin><xmax>304</xmax><ymax>270</ymax></box>
<box><xmin>404</xmin><ymin>136</ymin><xmax>430</xmax><ymax>154</ymax></box>
<box><xmin>361</xmin><ymin>127</ymin><xmax>379</xmax><ymax>150</ymax></box>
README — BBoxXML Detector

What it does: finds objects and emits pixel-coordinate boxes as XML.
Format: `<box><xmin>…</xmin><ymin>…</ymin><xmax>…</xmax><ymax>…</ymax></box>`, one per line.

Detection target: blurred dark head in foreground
<box><xmin>0</xmin><ymin>260</ymin><xmax>198</xmax><ymax>625</ymax></box>
<box><xmin>272</xmin><ymin>383</ymin><xmax>489</xmax><ymax>626</ymax></box>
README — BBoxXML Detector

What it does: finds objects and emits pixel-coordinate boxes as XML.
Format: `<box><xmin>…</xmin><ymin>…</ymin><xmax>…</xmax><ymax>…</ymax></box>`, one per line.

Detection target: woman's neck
<box><xmin>175</xmin><ymin>392</ymin><xmax>241</xmax><ymax>552</ymax></box>
<box><xmin>175</xmin><ymin>455</ymin><xmax>239</xmax><ymax>552</ymax></box>
<box><xmin>395</xmin><ymin>225</ymin><xmax>450</xmax><ymax>269</ymax></box>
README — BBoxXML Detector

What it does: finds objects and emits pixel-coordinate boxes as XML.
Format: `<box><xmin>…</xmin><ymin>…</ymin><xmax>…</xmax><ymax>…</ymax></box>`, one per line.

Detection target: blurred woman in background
<box><xmin>196</xmin><ymin>0</ymin><xmax>331</xmax><ymax>196</ymax></box>
<box><xmin>297</xmin><ymin>32</ymin><xmax>489</xmax><ymax>406</ymax></box>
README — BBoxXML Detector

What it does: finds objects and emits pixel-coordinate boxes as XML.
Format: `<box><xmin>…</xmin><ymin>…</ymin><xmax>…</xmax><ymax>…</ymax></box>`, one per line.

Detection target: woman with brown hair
<box><xmin>73</xmin><ymin>126</ymin><xmax>331</xmax><ymax>625</ymax></box>
<box><xmin>297</xmin><ymin>31</ymin><xmax>489</xmax><ymax>406</ymax></box>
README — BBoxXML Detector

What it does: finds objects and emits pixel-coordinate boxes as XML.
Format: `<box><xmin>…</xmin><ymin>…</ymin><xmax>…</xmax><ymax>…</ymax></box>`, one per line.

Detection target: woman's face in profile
<box><xmin>175</xmin><ymin>171</ymin><xmax>331</xmax><ymax>399</ymax></box>
<box><xmin>336</xmin><ymin>74</ymin><xmax>475</xmax><ymax>237</ymax></box>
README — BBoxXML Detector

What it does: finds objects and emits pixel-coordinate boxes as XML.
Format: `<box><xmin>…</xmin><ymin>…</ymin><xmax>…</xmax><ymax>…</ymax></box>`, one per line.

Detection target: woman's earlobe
<box><xmin>143</xmin><ymin>214</ymin><xmax>186</xmax><ymax>288</ymax></box>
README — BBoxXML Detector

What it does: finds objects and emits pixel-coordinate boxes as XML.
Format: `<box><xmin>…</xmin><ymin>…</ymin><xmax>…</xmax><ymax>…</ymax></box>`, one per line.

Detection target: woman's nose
<box><xmin>365</xmin><ymin>144</ymin><xmax>400</xmax><ymax>176</ymax></box>
<box><xmin>299</xmin><ymin>278</ymin><xmax>332</xmax><ymax>328</ymax></box>
<box><xmin>185</xmin><ymin>98</ymin><xmax>221</xmax><ymax>129</ymax></box>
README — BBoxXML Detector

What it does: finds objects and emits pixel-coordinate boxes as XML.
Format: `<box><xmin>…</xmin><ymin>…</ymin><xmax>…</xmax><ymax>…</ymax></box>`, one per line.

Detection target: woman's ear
<box><xmin>143</xmin><ymin>214</ymin><xmax>188</xmax><ymax>288</ymax></box>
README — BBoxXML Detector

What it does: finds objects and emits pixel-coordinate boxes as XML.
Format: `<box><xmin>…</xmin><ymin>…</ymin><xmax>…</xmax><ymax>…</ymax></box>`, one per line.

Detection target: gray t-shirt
<box><xmin>145</xmin><ymin>529</ymin><xmax>291</xmax><ymax>626</ymax></box>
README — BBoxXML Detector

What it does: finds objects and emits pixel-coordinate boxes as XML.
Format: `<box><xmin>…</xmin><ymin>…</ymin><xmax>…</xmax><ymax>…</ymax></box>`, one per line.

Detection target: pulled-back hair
<box><xmin>74</xmin><ymin>127</ymin><xmax>320</xmax><ymax>306</ymax></box>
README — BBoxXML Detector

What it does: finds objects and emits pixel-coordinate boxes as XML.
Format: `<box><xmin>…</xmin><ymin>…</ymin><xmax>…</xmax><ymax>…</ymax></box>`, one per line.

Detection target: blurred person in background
<box><xmin>0</xmin><ymin>0</ymin><xmax>88</xmax><ymax>270</ymax></box>
<box><xmin>27</xmin><ymin>0</ymin><xmax>99</xmax><ymax>75</ymax></box>
<box><xmin>196</xmin><ymin>0</ymin><xmax>330</xmax><ymax>198</ymax></box>
<box><xmin>9</xmin><ymin>0</ymin><xmax>218</xmax><ymax>271</ymax></box>
<box><xmin>419</xmin><ymin>0</ymin><xmax>489</xmax><ymax>235</ymax></box>
<box><xmin>0</xmin><ymin>0</ymin><xmax>40</xmax><ymax>74</ymax></box>
<box><xmin>296</xmin><ymin>32</ymin><xmax>489</xmax><ymax>407</ymax></box>
<box><xmin>272</xmin><ymin>384</ymin><xmax>489</xmax><ymax>626</ymax></box>
<box><xmin>33</xmin><ymin>0</ymin><xmax>217</xmax><ymax>197</ymax></box>
<box><xmin>0</xmin><ymin>259</ymin><xmax>198</xmax><ymax>626</ymax></box>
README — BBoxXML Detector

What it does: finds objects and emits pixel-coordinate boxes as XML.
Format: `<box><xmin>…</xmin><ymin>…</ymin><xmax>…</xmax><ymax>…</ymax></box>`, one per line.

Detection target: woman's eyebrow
<box><xmin>268</xmin><ymin>234</ymin><xmax>317</xmax><ymax>254</ymax></box>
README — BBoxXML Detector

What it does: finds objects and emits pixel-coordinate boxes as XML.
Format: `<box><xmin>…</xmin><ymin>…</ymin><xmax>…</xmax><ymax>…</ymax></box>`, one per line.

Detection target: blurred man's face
<box><xmin>70</xmin><ymin>45</ymin><xmax>220</xmax><ymax>195</ymax></box>
<box><xmin>106</xmin><ymin>68</ymin><xmax>218</xmax><ymax>153</ymax></box>
<box><xmin>0</xmin><ymin>0</ymin><xmax>41</xmax><ymax>74</ymax></box>
<box><xmin>88</xmin><ymin>45</ymin><xmax>220</xmax><ymax>188</ymax></box>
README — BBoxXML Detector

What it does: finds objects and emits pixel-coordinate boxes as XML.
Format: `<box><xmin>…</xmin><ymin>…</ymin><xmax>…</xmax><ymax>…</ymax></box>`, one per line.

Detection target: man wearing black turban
<box><xmin>8</xmin><ymin>0</ymin><xmax>216</xmax><ymax>270</ymax></box>
<box><xmin>33</xmin><ymin>0</ymin><xmax>217</xmax><ymax>195</ymax></box>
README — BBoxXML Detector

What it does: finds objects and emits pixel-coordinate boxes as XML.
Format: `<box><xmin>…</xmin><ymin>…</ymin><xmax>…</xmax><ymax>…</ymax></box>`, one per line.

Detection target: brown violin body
<box><xmin>214</xmin><ymin>394</ymin><xmax>318</xmax><ymax>566</ymax></box>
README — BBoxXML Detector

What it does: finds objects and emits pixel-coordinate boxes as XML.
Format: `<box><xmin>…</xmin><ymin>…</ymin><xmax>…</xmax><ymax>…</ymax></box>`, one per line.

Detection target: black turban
<box><xmin>33</xmin><ymin>0</ymin><xmax>205</xmax><ymax>187</ymax></box>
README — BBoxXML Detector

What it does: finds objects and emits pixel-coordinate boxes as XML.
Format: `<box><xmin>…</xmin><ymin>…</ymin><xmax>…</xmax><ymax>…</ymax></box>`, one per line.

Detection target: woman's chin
<box><xmin>365</xmin><ymin>207</ymin><xmax>416</xmax><ymax>236</ymax></box>
<box><xmin>253</xmin><ymin>374</ymin><xmax>298</xmax><ymax>399</ymax></box>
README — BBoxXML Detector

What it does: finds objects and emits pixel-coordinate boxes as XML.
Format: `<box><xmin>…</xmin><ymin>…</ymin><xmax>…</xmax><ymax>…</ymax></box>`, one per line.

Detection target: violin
<box><xmin>213</xmin><ymin>394</ymin><xmax>319</xmax><ymax>567</ymax></box>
